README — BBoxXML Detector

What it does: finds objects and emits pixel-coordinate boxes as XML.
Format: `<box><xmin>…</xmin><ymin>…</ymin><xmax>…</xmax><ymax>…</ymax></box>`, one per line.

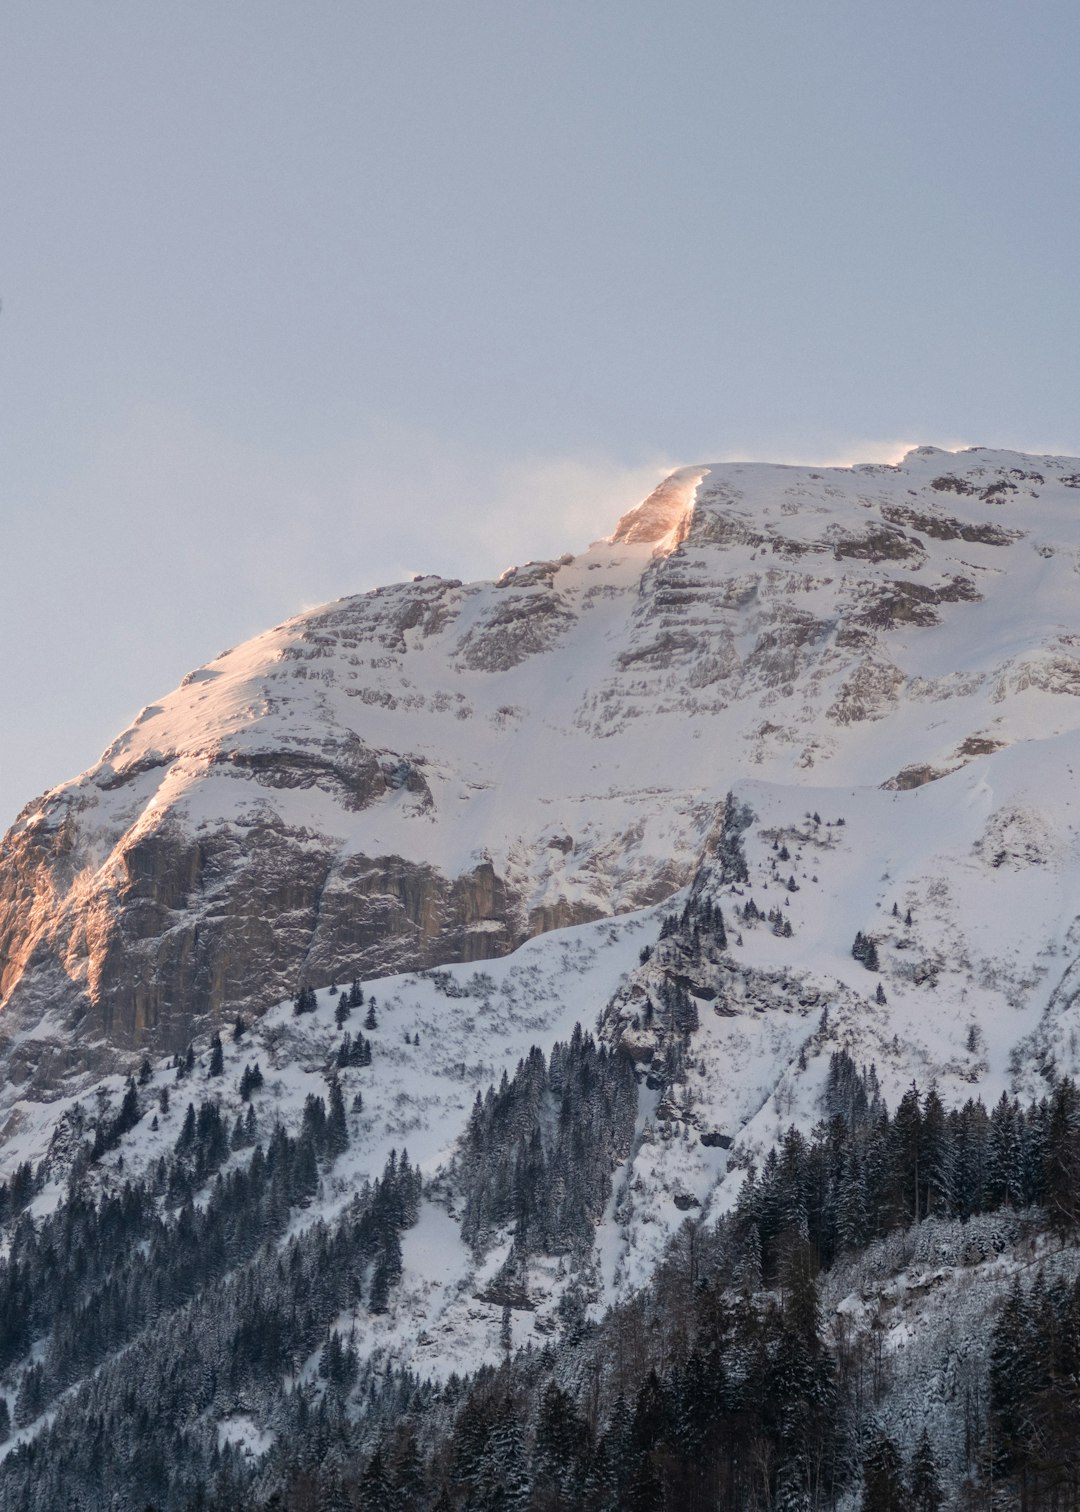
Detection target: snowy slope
<box><xmin>599</xmin><ymin>736</ymin><xmax>1080</xmax><ymax>1283</ymax></box>
<box><xmin>0</xmin><ymin>903</ymin><xmax>661</xmax><ymax>1392</ymax></box>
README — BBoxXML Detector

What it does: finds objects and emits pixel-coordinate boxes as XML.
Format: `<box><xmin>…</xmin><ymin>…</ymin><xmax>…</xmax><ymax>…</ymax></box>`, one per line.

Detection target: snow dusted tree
<box><xmin>14</xmin><ymin>1361</ymin><xmax>45</xmax><ymax>1428</ymax></box>
<box><xmin>718</xmin><ymin>793</ymin><xmax>752</xmax><ymax>884</ymax></box>
<box><xmin>239</xmin><ymin>1061</ymin><xmax>263</xmax><ymax>1101</ymax></box>
<box><xmin>774</xmin><ymin>1462</ymin><xmax>812</xmax><ymax>1511</ymax></box>
<box><xmin>533</xmin><ymin>1382</ymin><xmax>588</xmax><ymax>1505</ymax></box>
<box><xmin>921</xmin><ymin>1088</ymin><xmax>954</xmax><ymax>1217</ymax></box>
<box><xmin>988</xmin><ymin>1276</ymin><xmax>1034</xmax><ymax>1479</ymax></box>
<box><xmin>390</xmin><ymin>1424</ymin><xmax>426</xmax><ymax>1512</ymax></box>
<box><xmin>1044</xmin><ymin>1077</ymin><xmax>1080</xmax><ymax>1231</ymax></box>
<box><xmin>358</xmin><ymin>1447</ymin><xmax>395</xmax><ymax>1512</ymax></box>
<box><xmin>852</xmin><ymin>931</ymin><xmax>880</xmax><ymax>971</ymax></box>
<box><xmin>293</xmin><ymin>984</ymin><xmax>317</xmax><ymax>1015</ymax></box>
<box><xmin>988</xmin><ymin>1091</ymin><xmax>1025</xmax><ymax>1211</ymax></box>
<box><xmin>891</xmin><ymin>1084</ymin><xmax>923</xmax><ymax>1224</ymax></box>
<box><xmin>837</xmin><ymin>1150</ymin><xmax>870</xmax><ymax>1252</ymax></box>
<box><xmin>908</xmin><ymin>1428</ymin><xmax>943</xmax><ymax>1511</ymax></box>
<box><xmin>326</xmin><ymin>1077</ymin><xmax>349</xmax><ymax>1158</ymax></box>
<box><xmin>479</xmin><ymin>1399</ymin><xmax>531</xmax><ymax>1512</ymax></box>
<box><xmin>861</xmin><ymin>1429</ymin><xmax>905</xmax><ymax>1511</ymax></box>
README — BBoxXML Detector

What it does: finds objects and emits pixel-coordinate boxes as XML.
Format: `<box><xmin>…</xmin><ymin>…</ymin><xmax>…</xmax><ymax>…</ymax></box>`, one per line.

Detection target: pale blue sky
<box><xmin>2</xmin><ymin>1</ymin><xmax>1079</xmax><ymax>824</ymax></box>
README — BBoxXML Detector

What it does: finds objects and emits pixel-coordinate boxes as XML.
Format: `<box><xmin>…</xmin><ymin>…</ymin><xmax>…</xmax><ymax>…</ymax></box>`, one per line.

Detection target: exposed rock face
<box><xmin>5</xmin><ymin>444</ymin><xmax>1080</xmax><ymax>1087</ymax></box>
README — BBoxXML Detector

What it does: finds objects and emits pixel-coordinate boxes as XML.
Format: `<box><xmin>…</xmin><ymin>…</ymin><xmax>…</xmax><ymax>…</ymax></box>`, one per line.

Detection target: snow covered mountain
<box><xmin>4</xmin><ymin>445</ymin><xmax>1080</xmax><ymax>1100</ymax></box>
<box><xmin>3</xmin><ymin>444</ymin><xmax>1080</xmax><ymax>1507</ymax></box>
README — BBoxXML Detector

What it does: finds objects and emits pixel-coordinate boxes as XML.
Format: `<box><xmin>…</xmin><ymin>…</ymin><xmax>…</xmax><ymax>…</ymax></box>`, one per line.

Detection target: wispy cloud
<box><xmin>0</xmin><ymin>404</ymin><xmax>672</xmax><ymax>823</ymax></box>
<box><xmin>700</xmin><ymin>435</ymin><xmax>977</xmax><ymax>470</ymax></box>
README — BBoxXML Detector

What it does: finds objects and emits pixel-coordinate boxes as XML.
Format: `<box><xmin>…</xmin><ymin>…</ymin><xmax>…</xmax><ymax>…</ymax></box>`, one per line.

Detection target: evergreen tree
<box><xmin>775</xmin><ymin>1463</ymin><xmax>812</xmax><ymax>1511</ymax></box>
<box><xmin>837</xmin><ymin>1150</ymin><xmax>869</xmax><ymax>1253</ymax></box>
<box><xmin>358</xmin><ymin>1448</ymin><xmax>395</xmax><ymax>1512</ymax></box>
<box><xmin>908</xmin><ymin>1428</ymin><xmax>943</xmax><ymax>1512</ymax></box>
<box><xmin>239</xmin><ymin>1063</ymin><xmax>263</xmax><ymax>1101</ymax></box>
<box><xmin>891</xmin><ymin>1084</ymin><xmax>923</xmax><ymax>1225</ymax></box>
<box><xmin>1045</xmin><ymin>1079</ymin><xmax>1080</xmax><ymax>1231</ymax></box>
<box><xmin>391</xmin><ymin>1425</ymin><xmax>427</xmax><ymax>1512</ymax></box>
<box><xmin>534</xmin><ymin>1383</ymin><xmax>587</xmax><ymax>1506</ymax></box>
<box><xmin>921</xmin><ymin>1089</ymin><xmax>953</xmax><ymax>1218</ymax></box>
<box><xmin>862</xmin><ymin>1430</ymin><xmax>905</xmax><ymax>1512</ymax></box>
<box><xmin>477</xmin><ymin>1398</ymin><xmax>531</xmax><ymax>1512</ymax></box>
<box><xmin>989</xmin><ymin>1277</ymin><xmax>1036</xmax><ymax>1477</ymax></box>
<box><xmin>370</xmin><ymin>1227</ymin><xmax>403</xmax><ymax>1313</ymax></box>
<box><xmin>326</xmin><ymin>1079</ymin><xmax>348</xmax><ymax>1158</ymax></box>
<box><xmin>208</xmin><ymin>1034</ymin><xmax>223</xmax><ymax>1077</ymax></box>
<box><xmin>15</xmin><ymin>1361</ymin><xmax>46</xmax><ymax>1427</ymax></box>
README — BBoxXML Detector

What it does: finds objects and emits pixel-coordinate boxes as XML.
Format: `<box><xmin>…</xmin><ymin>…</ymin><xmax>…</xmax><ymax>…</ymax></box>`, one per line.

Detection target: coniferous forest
<box><xmin>0</xmin><ymin>1008</ymin><xmax>1079</xmax><ymax>1509</ymax></box>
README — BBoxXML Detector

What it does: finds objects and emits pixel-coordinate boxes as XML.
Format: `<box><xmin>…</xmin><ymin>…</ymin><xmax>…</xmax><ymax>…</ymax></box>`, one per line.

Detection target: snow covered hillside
<box><xmin>0</xmin><ymin>905</ymin><xmax>658</xmax><ymax>1390</ymax></box>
